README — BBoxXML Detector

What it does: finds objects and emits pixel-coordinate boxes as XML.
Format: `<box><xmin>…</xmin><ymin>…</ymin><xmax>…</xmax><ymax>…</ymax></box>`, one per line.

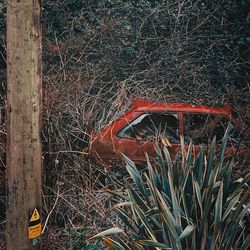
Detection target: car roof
<box><xmin>131</xmin><ymin>100</ymin><xmax>232</xmax><ymax>118</ymax></box>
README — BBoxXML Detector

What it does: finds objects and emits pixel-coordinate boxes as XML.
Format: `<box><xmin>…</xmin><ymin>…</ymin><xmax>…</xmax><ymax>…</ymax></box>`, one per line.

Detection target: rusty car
<box><xmin>89</xmin><ymin>100</ymin><xmax>249</xmax><ymax>166</ymax></box>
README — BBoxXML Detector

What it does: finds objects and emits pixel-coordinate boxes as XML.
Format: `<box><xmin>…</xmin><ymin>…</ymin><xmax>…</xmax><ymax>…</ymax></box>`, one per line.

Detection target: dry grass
<box><xmin>0</xmin><ymin>0</ymin><xmax>249</xmax><ymax>248</ymax></box>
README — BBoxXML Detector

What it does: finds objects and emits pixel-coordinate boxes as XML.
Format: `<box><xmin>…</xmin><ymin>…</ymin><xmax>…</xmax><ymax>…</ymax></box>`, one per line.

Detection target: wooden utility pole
<box><xmin>6</xmin><ymin>0</ymin><xmax>42</xmax><ymax>249</ymax></box>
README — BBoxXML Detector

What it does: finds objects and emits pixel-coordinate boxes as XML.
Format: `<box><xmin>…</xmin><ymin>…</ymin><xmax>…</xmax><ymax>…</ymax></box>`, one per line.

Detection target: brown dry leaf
<box><xmin>161</xmin><ymin>136</ymin><xmax>172</xmax><ymax>148</ymax></box>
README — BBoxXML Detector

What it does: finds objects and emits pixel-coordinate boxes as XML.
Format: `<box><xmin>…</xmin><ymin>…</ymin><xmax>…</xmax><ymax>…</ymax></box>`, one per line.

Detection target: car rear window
<box><xmin>183</xmin><ymin>113</ymin><xmax>238</xmax><ymax>144</ymax></box>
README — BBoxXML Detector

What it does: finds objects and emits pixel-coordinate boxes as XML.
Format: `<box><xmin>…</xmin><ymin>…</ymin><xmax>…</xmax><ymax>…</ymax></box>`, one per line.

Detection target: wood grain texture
<box><xmin>6</xmin><ymin>1</ymin><xmax>42</xmax><ymax>249</ymax></box>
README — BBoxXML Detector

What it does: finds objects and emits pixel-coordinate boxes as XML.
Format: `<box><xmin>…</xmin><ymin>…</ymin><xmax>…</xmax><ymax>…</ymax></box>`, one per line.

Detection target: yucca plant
<box><xmin>89</xmin><ymin>127</ymin><xmax>250</xmax><ymax>250</ymax></box>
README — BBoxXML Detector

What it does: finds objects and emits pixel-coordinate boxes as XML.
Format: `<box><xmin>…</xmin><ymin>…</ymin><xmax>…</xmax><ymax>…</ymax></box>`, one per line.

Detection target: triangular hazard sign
<box><xmin>30</xmin><ymin>208</ymin><xmax>40</xmax><ymax>222</ymax></box>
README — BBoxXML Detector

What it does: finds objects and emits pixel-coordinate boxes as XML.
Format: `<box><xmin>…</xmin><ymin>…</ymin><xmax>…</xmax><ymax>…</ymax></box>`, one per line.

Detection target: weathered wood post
<box><xmin>6</xmin><ymin>0</ymin><xmax>42</xmax><ymax>249</ymax></box>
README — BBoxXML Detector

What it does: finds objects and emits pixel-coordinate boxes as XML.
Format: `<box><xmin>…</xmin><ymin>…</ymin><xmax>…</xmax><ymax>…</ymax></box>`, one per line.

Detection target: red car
<box><xmin>89</xmin><ymin>100</ymin><xmax>249</xmax><ymax>166</ymax></box>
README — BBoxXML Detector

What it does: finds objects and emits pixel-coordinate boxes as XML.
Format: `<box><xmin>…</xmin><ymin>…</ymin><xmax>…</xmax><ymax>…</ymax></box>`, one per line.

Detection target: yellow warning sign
<box><xmin>30</xmin><ymin>208</ymin><xmax>40</xmax><ymax>222</ymax></box>
<box><xmin>28</xmin><ymin>223</ymin><xmax>42</xmax><ymax>239</ymax></box>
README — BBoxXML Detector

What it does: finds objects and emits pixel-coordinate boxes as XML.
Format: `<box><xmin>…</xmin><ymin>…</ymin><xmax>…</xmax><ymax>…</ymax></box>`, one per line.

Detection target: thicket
<box><xmin>0</xmin><ymin>0</ymin><xmax>250</xmax><ymax>249</ymax></box>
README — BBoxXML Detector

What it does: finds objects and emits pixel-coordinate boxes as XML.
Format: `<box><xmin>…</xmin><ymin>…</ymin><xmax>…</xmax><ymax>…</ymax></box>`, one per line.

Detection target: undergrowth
<box><xmin>0</xmin><ymin>0</ymin><xmax>249</xmax><ymax>249</ymax></box>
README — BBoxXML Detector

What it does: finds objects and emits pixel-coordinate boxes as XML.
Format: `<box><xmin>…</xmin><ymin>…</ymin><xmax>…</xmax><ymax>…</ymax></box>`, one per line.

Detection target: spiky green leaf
<box><xmin>214</xmin><ymin>181</ymin><xmax>223</xmax><ymax>226</ymax></box>
<box><xmin>137</xmin><ymin>240</ymin><xmax>171</xmax><ymax>249</ymax></box>
<box><xmin>88</xmin><ymin>227</ymin><xmax>124</xmax><ymax>241</ymax></box>
<box><xmin>179</xmin><ymin>225</ymin><xmax>195</xmax><ymax>241</ymax></box>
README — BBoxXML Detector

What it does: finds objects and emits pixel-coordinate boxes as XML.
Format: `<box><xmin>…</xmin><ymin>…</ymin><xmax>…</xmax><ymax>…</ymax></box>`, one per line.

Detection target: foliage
<box><xmin>38</xmin><ymin>0</ymin><xmax>250</xmax><ymax>186</ymax></box>
<box><xmin>0</xmin><ymin>0</ymin><xmax>250</xmax><ymax>247</ymax></box>
<box><xmin>40</xmin><ymin>0</ymin><xmax>250</xmax><ymax>101</ymax></box>
<box><xmin>66</xmin><ymin>229</ymin><xmax>105</xmax><ymax>250</ymax></box>
<box><xmin>92</xmin><ymin>129</ymin><xmax>250</xmax><ymax>249</ymax></box>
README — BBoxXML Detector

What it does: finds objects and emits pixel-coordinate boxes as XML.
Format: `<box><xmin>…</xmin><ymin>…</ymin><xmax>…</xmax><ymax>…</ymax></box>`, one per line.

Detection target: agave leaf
<box><xmin>200</xmin><ymin>222</ymin><xmax>207</xmax><ymax>250</ymax></box>
<box><xmin>245</xmin><ymin>204</ymin><xmax>250</xmax><ymax>219</ymax></box>
<box><xmin>173</xmin><ymin>151</ymin><xmax>182</xmax><ymax>168</ymax></box>
<box><xmin>182</xmin><ymin>143</ymin><xmax>193</xmax><ymax>191</ymax></box>
<box><xmin>156</xmin><ymin>189</ymin><xmax>179</xmax><ymax>239</ymax></box>
<box><xmin>161</xmin><ymin>192</ymin><xmax>174</xmax><ymax>213</ymax></box>
<box><xmin>161</xmin><ymin>215</ymin><xmax>182</xmax><ymax>249</ymax></box>
<box><xmin>208</xmin><ymin>163</ymin><xmax>219</xmax><ymax>188</ymax></box>
<box><xmin>160</xmin><ymin>203</ymin><xmax>182</xmax><ymax>249</ymax></box>
<box><xmin>182</xmin><ymin>166</ymin><xmax>191</xmax><ymax>192</ymax></box>
<box><xmin>115</xmin><ymin>202</ymin><xmax>133</xmax><ymax>207</ymax></box>
<box><xmin>200</xmin><ymin>187</ymin><xmax>214</xmax><ymax>231</ymax></box>
<box><xmin>194</xmin><ymin>179</ymin><xmax>203</xmax><ymax>217</ymax></box>
<box><xmin>154</xmin><ymin>143</ymin><xmax>165</xmax><ymax>169</ymax></box>
<box><xmin>201</xmin><ymin>187</ymin><xmax>208</xmax><ymax>209</ymax></box>
<box><xmin>163</xmin><ymin>146</ymin><xmax>172</xmax><ymax>172</ymax></box>
<box><xmin>179</xmin><ymin>225</ymin><xmax>195</xmax><ymax>241</ymax></box>
<box><xmin>212</xmin><ymin>181</ymin><xmax>221</xmax><ymax>191</ymax></box>
<box><xmin>224</xmin><ymin>159</ymin><xmax>234</xmax><ymax>195</ymax></box>
<box><xmin>145</xmin><ymin>174</ymin><xmax>161</xmax><ymax>216</ymax></box>
<box><xmin>145</xmin><ymin>207</ymin><xmax>158</xmax><ymax>216</ymax></box>
<box><xmin>183</xmin><ymin>170</ymin><xmax>194</xmax><ymax>212</ymax></box>
<box><xmin>88</xmin><ymin>227</ymin><xmax>124</xmax><ymax>241</ymax></box>
<box><xmin>225</xmin><ymin>200</ymin><xmax>250</xmax><ymax>249</ymax></box>
<box><xmin>128</xmin><ymin>192</ymin><xmax>140</xmax><ymax>227</ymax></box>
<box><xmin>123</xmin><ymin>153</ymin><xmax>149</xmax><ymax>204</ymax></box>
<box><xmin>167</xmin><ymin>171</ymin><xmax>182</xmax><ymax>234</ymax></box>
<box><xmin>133</xmin><ymin>204</ymin><xmax>157</xmax><ymax>242</ymax></box>
<box><xmin>232</xmin><ymin>190</ymin><xmax>250</xmax><ymax>221</ymax></box>
<box><xmin>115</xmin><ymin>207</ymin><xmax>138</xmax><ymax>232</ymax></box>
<box><xmin>173</xmin><ymin>162</ymin><xmax>180</xmax><ymax>189</ymax></box>
<box><xmin>128</xmin><ymin>188</ymin><xmax>148</xmax><ymax>212</ymax></box>
<box><xmin>204</xmin><ymin>136</ymin><xmax>216</xmax><ymax>188</ymax></box>
<box><xmin>217</xmin><ymin>160</ymin><xmax>230</xmax><ymax>181</ymax></box>
<box><xmin>103</xmin><ymin>236</ymin><xmax>128</xmax><ymax>250</ymax></box>
<box><xmin>224</xmin><ymin>203</ymin><xmax>250</xmax><ymax>249</ymax></box>
<box><xmin>146</xmin><ymin>153</ymin><xmax>161</xmax><ymax>191</ymax></box>
<box><xmin>209</xmin><ymin>238</ymin><xmax>215</xmax><ymax>250</ymax></box>
<box><xmin>185</xmin><ymin>140</ymin><xmax>193</xmax><ymax>170</ymax></box>
<box><xmin>191</xmin><ymin>227</ymin><xmax>196</xmax><ymax>250</ymax></box>
<box><xmin>214</xmin><ymin>181</ymin><xmax>223</xmax><ymax>226</ymax></box>
<box><xmin>224</xmin><ymin>220</ymin><xmax>241</xmax><ymax>250</ymax></box>
<box><xmin>237</xmin><ymin>202</ymin><xmax>250</xmax><ymax>223</ymax></box>
<box><xmin>240</xmin><ymin>233</ymin><xmax>250</xmax><ymax>250</ymax></box>
<box><xmin>180</xmin><ymin>135</ymin><xmax>185</xmax><ymax>167</ymax></box>
<box><xmin>180</xmin><ymin>189</ymin><xmax>191</xmax><ymax>224</ymax></box>
<box><xmin>146</xmin><ymin>212</ymin><xmax>162</xmax><ymax>231</ymax></box>
<box><xmin>233</xmin><ymin>173</ymin><xmax>250</xmax><ymax>194</ymax></box>
<box><xmin>219</xmin><ymin>124</ymin><xmax>232</xmax><ymax>167</ymax></box>
<box><xmin>137</xmin><ymin>184</ymin><xmax>163</xmax><ymax>231</ymax></box>
<box><xmin>193</xmin><ymin>145</ymin><xmax>204</xmax><ymax>185</ymax></box>
<box><xmin>137</xmin><ymin>240</ymin><xmax>171</xmax><ymax>249</ymax></box>
<box><xmin>222</xmin><ymin>192</ymin><xmax>241</xmax><ymax>222</ymax></box>
<box><xmin>200</xmin><ymin>179</ymin><xmax>221</xmax><ymax>232</ymax></box>
<box><xmin>162</xmin><ymin>221</ymin><xmax>171</xmax><ymax>247</ymax></box>
<box><xmin>222</xmin><ymin>192</ymin><xmax>250</xmax><ymax>248</ymax></box>
<box><xmin>191</xmin><ymin>184</ymin><xmax>199</xmax><ymax>227</ymax></box>
<box><xmin>154</xmin><ymin>145</ymin><xmax>170</xmax><ymax>195</ymax></box>
<box><xmin>102</xmin><ymin>188</ymin><xmax>130</xmax><ymax>201</ymax></box>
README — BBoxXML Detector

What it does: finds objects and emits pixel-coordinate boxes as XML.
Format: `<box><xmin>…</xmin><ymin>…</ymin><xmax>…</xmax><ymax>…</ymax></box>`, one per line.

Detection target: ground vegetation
<box><xmin>0</xmin><ymin>0</ymin><xmax>249</xmax><ymax>249</ymax></box>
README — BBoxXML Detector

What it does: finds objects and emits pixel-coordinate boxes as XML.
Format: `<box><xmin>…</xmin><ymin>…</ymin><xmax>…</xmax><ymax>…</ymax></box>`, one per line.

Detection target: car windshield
<box><xmin>118</xmin><ymin>112</ymin><xmax>180</xmax><ymax>143</ymax></box>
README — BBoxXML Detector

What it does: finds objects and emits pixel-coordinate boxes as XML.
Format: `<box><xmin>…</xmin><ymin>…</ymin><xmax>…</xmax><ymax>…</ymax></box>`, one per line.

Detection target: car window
<box><xmin>183</xmin><ymin>113</ymin><xmax>239</xmax><ymax>144</ymax></box>
<box><xmin>118</xmin><ymin>113</ymin><xmax>180</xmax><ymax>143</ymax></box>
